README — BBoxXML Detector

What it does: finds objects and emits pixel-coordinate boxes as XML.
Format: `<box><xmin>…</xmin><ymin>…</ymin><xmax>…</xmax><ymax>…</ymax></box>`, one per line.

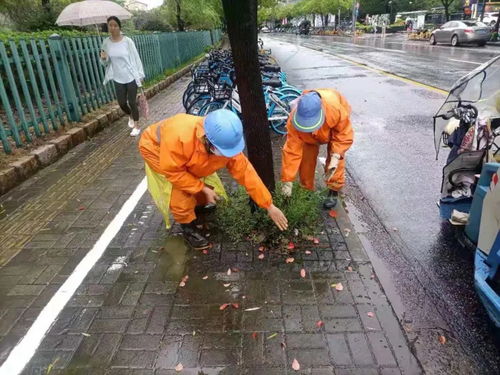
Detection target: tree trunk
<box><xmin>221</xmin><ymin>0</ymin><xmax>276</xmax><ymax>191</ymax></box>
<box><xmin>175</xmin><ymin>0</ymin><xmax>185</xmax><ymax>31</ymax></box>
<box><xmin>494</xmin><ymin>13</ymin><xmax>500</xmax><ymax>41</ymax></box>
<box><xmin>41</xmin><ymin>0</ymin><xmax>51</xmax><ymax>12</ymax></box>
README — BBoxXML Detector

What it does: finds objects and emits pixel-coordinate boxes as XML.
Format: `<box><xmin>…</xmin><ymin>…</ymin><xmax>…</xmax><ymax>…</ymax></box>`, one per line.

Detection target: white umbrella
<box><xmin>56</xmin><ymin>0</ymin><xmax>132</xmax><ymax>27</ymax></box>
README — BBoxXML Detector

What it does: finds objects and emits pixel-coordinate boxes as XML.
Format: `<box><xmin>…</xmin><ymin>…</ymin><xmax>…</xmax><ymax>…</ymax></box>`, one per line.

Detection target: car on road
<box><xmin>261</xmin><ymin>26</ymin><xmax>271</xmax><ymax>33</ymax></box>
<box><xmin>480</xmin><ymin>13</ymin><xmax>499</xmax><ymax>27</ymax></box>
<box><xmin>430</xmin><ymin>20</ymin><xmax>491</xmax><ymax>47</ymax></box>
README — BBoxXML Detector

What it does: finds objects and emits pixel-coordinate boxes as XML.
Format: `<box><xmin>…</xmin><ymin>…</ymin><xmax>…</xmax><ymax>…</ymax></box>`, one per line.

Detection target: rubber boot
<box><xmin>181</xmin><ymin>222</ymin><xmax>210</xmax><ymax>250</ymax></box>
<box><xmin>323</xmin><ymin>190</ymin><xmax>338</xmax><ymax>209</ymax></box>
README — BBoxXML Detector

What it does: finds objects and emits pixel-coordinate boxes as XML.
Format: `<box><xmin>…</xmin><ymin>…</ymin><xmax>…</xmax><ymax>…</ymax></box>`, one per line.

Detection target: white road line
<box><xmin>448</xmin><ymin>58</ymin><xmax>482</xmax><ymax>65</ymax></box>
<box><xmin>0</xmin><ymin>177</ymin><xmax>148</xmax><ymax>375</ymax></box>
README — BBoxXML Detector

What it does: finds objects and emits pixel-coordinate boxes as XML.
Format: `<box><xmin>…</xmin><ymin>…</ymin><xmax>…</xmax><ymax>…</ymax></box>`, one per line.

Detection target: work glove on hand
<box><xmin>325</xmin><ymin>153</ymin><xmax>341</xmax><ymax>180</ymax></box>
<box><xmin>281</xmin><ymin>181</ymin><xmax>293</xmax><ymax>197</ymax></box>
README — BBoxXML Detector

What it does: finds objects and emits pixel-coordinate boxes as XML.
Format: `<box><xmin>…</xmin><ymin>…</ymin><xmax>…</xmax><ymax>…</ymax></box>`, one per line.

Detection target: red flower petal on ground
<box><xmin>292</xmin><ymin>358</ymin><xmax>300</xmax><ymax>371</ymax></box>
<box><xmin>258</xmin><ymin>253</ymin><xmax>265</xmax><ymax>260</ymax></box>
<box><xmin>438</xmin><ymin>335</ymin><xmax>446</xmax><ymax>345</ymax></box>
<box><xmin>202</xmin><ymin>249</ymin><xmax>208</xmax><ymax>255</ymax></box>
<box><xmin>258</xmin><ymin>246</ymin><xmax>265</xmax><ymax>252</ymax></box>
<box><xmin>316</xmin><ymin>320</ymin><xmax>324</xmax><ymax>328</ymax></box>
<box><xmin>175</xmin><ymin>363</ymin><xmax>183</xmax><ymax>372</ymax></box>
<box><xmin>79</xmin><ymin>206</ymin><xmax>85</xmax><ymax>211</ymax></box>
<box><xmin>251</xmin><ymin>332</ymin><xmax>258</xmax><ymax>340</ymax></box>
<box><xmin>300</xmin><ymin>269</ymin><xmax>306</xmax><ymax>278</ymax></box>
<box><xmin>285</xmin><ymin>257</ymin><xmax>295</xmax><ymax>263</ymax></box>
<box><xmin>219</xmin><ymin>303</ymin><xmax>230</xmax><ymax>311</ymax></box>
<box><xmin>305</xmin><ymin>250</ymin><xmax>312</xmax><ymax>255</ymax></box>
<box><xmin>329</xmin><ymin>209</ymin><xmax>337</xmax><ymax>218</ymax></box>
<box><xmin>231</xmin><ymin>303</ymin><xmax>239</xmax><ymax>309</ymax></box>
<box><xmin>367</xmin><ymin>312</ymin><xmax>375</xmax><ymax>318</ymax></box>
<box><xmin>288</xmin><ymin>242</ymin><xmax>295</xmax><ymax>250</ymax></box>
<box><xmin>313</xmin><ymin>238</ymin><xmax>320</xmax><ymax>244</ymax></box>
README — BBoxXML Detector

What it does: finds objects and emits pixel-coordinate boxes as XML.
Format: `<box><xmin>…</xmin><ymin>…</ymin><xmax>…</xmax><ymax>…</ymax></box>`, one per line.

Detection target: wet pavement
<box><xmin>261</xmin><ymin>34</ymin><xmax>500</xmax><ymax>373</ymax></box>
<box><xmin>268</xmin><ymin>33</ymin><xmax>499</xmax><ymax>90</ymax></box>
<box><xmin>0</xmin><ymin>73</ymin><xmax>421</xmax><ymax>374</ymax></box>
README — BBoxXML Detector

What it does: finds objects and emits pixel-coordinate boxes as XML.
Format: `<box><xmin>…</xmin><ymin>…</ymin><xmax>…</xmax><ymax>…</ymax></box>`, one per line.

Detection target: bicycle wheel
<box><xmin>268</xmin><ymin>93</ymin><xmax>297</xmax><ymax>135</ymax></box>
<box><xmin>187</xmin><ymin>96</ymin><xmax>211</xmax><ymax>115</ymax></box>
<box><xmin>198</xmin><ymin>101</ymin><xmax>225</xmax><ymax>116</ymax></box>
<box><xmin>182</xmin><ymin>83</ymin><xmax>195</xmax><ymax>109</ymax></box>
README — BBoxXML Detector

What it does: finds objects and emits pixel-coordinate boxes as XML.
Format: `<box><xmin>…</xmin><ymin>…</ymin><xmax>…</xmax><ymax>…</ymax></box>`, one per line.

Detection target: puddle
<box><xmin>155</xmin><ymin>235</ymin><xmax>190</xmax><ymax>282</ymax></box>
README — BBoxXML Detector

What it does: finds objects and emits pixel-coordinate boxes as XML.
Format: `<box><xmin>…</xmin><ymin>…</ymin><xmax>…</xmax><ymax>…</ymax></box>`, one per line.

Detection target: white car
<box><xmin>261</xmin><ymin>26</ymin><xmax>270</xmax><ymax>33</ymax></box>
<box><xmin>480</xmin><ymin>13</ymin><xmax>499</xmax><ymax>27</ymax></box>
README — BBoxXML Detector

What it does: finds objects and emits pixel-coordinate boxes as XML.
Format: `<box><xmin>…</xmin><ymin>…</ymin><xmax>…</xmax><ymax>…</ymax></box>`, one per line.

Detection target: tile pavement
<box><xmin>0</xmin><ymin>75</ymin><xmax>422</xmax><ymax>374</ymax></box>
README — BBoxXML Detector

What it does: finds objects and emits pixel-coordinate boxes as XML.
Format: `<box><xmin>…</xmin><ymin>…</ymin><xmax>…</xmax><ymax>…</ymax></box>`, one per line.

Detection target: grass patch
<box><xmin>214</xmin><ymin>182</ymin><xmax>323</xmax><ymax>247</ymax></box>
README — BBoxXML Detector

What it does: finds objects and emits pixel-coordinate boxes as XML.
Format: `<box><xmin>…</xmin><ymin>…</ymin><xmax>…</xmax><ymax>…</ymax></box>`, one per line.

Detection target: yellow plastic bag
<box><xmin>144</xmin><ymin>163</ymin><xmax>227</xmax><ymax>228</ymax></box>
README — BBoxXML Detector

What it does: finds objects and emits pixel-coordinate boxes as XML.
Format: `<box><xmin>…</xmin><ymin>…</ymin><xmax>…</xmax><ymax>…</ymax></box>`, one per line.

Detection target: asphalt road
<box><xmin>262</xmin><ymin>33</ymin><xmax>500</xmax><ymax>374</ymax></box>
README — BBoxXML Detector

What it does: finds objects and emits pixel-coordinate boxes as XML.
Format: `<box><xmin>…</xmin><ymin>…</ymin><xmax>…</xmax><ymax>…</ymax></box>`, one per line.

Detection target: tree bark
<box><xmin>174</xmin><ymin>0</ymin><xmax>185</xmax><ymax>31</ymax></box>
<box><xmin>221</xmin><ymin>0</ymin><xmax>276</xmax><ymax>191</ymax></box>
<box><xmin>494</xmin><ymin>13</ymin><xmax>500</xmax><ymax>41</ymax></box>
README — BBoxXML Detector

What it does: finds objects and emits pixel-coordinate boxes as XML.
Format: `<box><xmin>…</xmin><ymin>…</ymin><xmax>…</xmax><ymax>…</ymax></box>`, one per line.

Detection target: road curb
<box><xmin>0</xmin><ymin>57</ymin><xmax>203</xmax><ymax>198</ymax></box>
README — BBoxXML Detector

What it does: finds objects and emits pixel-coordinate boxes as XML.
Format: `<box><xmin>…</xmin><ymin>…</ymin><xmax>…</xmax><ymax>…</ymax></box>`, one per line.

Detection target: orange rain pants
<box><xmin>281</xmin><ymin>89</ymin><xmax>354</xmax><ymax>191</ymax></box>
<box><xmin>139</xmin><ymin>114</ymin><xmax>272</xmax><ymax>224</ymax></box>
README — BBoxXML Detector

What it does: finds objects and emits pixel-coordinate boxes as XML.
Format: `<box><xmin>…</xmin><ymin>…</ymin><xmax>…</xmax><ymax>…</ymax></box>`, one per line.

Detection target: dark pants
<box><xmin>114</xmin><ymin>80</ymin><xmax>139</xmax><ymax>121</ymax></box>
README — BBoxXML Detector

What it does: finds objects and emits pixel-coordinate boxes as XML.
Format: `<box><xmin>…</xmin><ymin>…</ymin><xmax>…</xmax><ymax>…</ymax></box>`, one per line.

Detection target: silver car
<box><xmin>430</xmin><ymin>20</ymin><xmax>491</xmax><ymax>47</ymax></box>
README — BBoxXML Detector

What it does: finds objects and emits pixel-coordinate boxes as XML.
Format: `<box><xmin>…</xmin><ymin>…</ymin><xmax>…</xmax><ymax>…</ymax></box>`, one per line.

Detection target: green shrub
<box><xmin>215</xmin><ymin>182</ymin><xmax>323</xmax><ymax>246</ymax></box>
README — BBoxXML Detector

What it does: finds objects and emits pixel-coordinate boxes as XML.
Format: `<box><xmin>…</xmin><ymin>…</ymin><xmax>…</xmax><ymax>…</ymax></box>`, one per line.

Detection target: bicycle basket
<box><xmin>193</xmin><ymin>77</ymin><xmax>210</xmax><ymax>94</ymax></box>
<box><xmin>209</xmin><ymin>82</ymin><xmax>232</xmax><ymax>101</ymax></box>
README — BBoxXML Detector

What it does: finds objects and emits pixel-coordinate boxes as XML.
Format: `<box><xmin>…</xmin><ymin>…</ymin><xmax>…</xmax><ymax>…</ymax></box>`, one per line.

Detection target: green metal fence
<box><xmin>0</xmin><ymin>30</ymin><xmax>222</xmax><ymax>154</ymax></box>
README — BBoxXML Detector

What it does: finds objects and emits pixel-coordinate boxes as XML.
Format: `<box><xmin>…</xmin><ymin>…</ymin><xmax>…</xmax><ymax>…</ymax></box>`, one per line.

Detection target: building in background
<box><xmin>125</xmin><ymin>0</ymin><xmax>148</xmax><ymax>12</ymax></box>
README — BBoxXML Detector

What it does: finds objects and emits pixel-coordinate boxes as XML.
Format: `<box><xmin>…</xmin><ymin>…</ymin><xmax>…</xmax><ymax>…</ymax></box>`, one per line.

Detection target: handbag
<box><xmin>138</xmin><ymin>88</ymin><xmax>149</xmax><ymax>120</ymax></box>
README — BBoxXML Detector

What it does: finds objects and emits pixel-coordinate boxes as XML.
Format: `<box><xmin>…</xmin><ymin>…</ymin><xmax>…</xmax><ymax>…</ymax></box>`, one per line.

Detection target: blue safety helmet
<box><xmin>204</xmin><ymin>109</ymin><xmax>245</xmax><ymax>157</ymax></box>
<box><xmin>292</xmin><ymin>92</ymin><xmax>324</xmax><ymax>133</ymax></box>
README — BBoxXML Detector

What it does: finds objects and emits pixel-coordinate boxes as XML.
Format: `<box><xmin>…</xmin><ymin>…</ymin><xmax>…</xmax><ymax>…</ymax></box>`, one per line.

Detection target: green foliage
<box><xmin>259</xmin><ymin>0</ymin><xmax>351</xmax><ymax>23</ymax></box>
<box><xmin>215</xmin><ymin>182</ymin><xmax>323</xmax><ymax>246</ymax></box>
<box><xmin>133</xmin><ymin>10</ymin><xmax>173</xmax><ymax>32</ymax></box>
<box><xmin>162</xmin><ymin>0</ymin><xmax>223</xmax><ymax>31</ymax></box>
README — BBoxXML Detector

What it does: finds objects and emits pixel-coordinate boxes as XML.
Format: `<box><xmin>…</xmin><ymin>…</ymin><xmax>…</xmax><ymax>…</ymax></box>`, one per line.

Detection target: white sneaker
<box><xmin>128</xmin><ymin>117</ymin><xmax>135</xmax><ymax>128</ymax></box>
<box><xmin>130</xmin><ymin>128</ymin><xmax>141</xmax><ymax>137</ymax></box>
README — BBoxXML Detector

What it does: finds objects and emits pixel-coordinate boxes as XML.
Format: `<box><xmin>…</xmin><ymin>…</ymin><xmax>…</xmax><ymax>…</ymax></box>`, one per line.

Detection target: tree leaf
<box><xmin>267</xmin><ymin>333</ymin><xmax>278</xmax><ymax>340</ymax></box>
<box><xmin>292</xmin><ymin>358</ymin><xmax>300</xmax><ymax>371</ymax></box>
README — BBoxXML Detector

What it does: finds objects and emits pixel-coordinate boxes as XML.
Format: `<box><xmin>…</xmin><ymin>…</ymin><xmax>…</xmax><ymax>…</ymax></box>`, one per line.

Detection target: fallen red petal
<box><xmin>202</xmin><ymin>249</ymin><xmax>208</xmax><ymax>255</ymax></box>
<box><xmin>367</xmin><ymin>312</ymin><xmax>375</xmax><ymax>318</ymax></box>
<box><xmin>288</xmin><ymin>242</ymin><xmax>295</xmax><ymax>250</ymax></box>
<box><xmin>258</xmin><ymin>253</ymin><xmax>265</xmax><ymax>260</ymax></box>
<box><xmin>316</xmin><ymin>320</ymin><xmax>324</xmax><ymax>328</ymax></box>
<box><xmin>79</xmin><ymin>206</ymin><xmax>85</xmax><ymax>211</ymax></box>
<box><xmin>219</xmin><ymin>303</ymin><xmax>230</xmax><ymax>311</ymax></box>
<box><xmin>251</xmin><ymin>332</ymin><xmax>258</xmax><ymax>340</ymax></box>
<box><xmin>313</xmin><ymin>238</ymin><xmax>320</xmax><ymax>244</ymax></box>
<box><xmin>300</xmin><ymin>269</ymin><xmax>306</xmax><ymax>278</ymax></box>
<box><xmin>305</xmin><ymin>250</ymin><xmax>312</xmax><ymax>255</ymax></box>
<box><xmin>231</xmin><ymin>303</ymin><xmax>239</xmax><ymax>309</ymax></box>
<box><xmin>438</xmin><ymin>335</ymin><xmax>446</xmax><ymax>345</ymax></box>
<box><xmin>285</xmin><ymin>257</ymin><xmax>295</xmax><ymax>263</ymax></box>
<box><xmin>175</xmin><ymin>362</ymin><xmax>183</xmax><ymax>372</ymax></box>
<box><xmin>292</xmin><ymin>358</ymin><xmax>300</xmax><ymax>371</ymax></box>
<box><xmin>258</xmin><ymin>246</ymin><xmax>265</xmax><ymax>252</ymax></box>
<box><xmin>329</xmin><ymin>209</ymin><xmax>337</xmax><ymax>218</ymax></box>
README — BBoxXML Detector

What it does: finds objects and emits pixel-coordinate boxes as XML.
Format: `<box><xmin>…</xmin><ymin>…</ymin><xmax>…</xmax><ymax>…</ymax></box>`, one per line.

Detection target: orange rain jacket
<box><xmin>281</xmin><ymin>89</ymin><xmax>354</xmax><ymax>191</ymax></box>
<box><xmin>139</xmin><ymin>114</ymin><xmax>272</xmax><ymax>222</ymax></box>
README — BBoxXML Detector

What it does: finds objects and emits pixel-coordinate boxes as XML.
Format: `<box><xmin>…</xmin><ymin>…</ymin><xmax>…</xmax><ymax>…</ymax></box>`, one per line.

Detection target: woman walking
<box><xmin>100</xmin><ymin>16</ymin><xmax>145</xmax><ymax>136</ymax></box>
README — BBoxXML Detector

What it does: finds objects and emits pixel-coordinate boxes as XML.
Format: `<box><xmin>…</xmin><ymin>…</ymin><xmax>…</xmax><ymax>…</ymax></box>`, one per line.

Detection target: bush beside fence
<box><xmin>0</xmin><ymin>29</ymin><xmax>222</xmax><ymax>154</ymax></box>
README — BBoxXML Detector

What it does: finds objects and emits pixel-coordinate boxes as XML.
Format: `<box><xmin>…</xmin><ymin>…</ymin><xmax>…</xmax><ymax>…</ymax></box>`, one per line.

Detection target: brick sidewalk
<box><xmin>0</xmin><ymin>74</ymin><xmax>421</xmax><ymax>374</ymax></box>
